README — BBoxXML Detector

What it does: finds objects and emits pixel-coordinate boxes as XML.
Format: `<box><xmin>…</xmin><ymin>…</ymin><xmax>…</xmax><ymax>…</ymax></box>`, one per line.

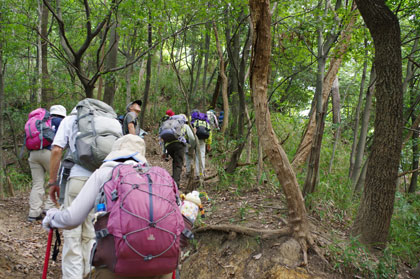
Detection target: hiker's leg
<box><xmin>172</xmin><ymin>143</ymin><xmax>185</xmax><ymax>186</ymax></box>
<box><xmin>198</xmin><ymin>140</ymin><xmax>206</xmax><ymax>176</ymax></box>
<box><xmin>62</xmin><ymin>176</ymin><xmax>89</xmax><ymax>279</ymax></box>
<box><xmin>28</xmin><ymin>150</ymin><xmax>46</xmax><ymax>218</ymax></box>
<box><xmin>81</xmin><ymin>207</ymin><xmax>96</xmax><ymax>277</ymax></box>
<box><xmin>38</xmin><ymin>149</ymin><xmax>55</xmax><ymax>211</ymax></box>
<box><xmin>167</xmin><ymin>142</ymin><xmax>184</xmax><ymax>186</ymax></box>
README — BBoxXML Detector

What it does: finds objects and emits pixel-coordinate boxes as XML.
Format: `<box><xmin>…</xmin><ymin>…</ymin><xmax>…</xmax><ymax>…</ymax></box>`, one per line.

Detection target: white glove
<box><xmin>42</xmin><ymin>208</ymin><xmax>59</xmax><ymax>231</ymax></box>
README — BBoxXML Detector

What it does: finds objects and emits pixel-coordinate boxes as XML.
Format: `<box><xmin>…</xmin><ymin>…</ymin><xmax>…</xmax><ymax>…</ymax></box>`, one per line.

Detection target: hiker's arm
<box><xmin>128</xmin><ymin>122</ymin><xmax>136</xmax><ymax>135</ymax></box>
<box><xmin>50</xmin><ymin>167</ymin><xmax>112</xmax><ymax>229</ymax></box>
<box><xmin>48</xmin><ymin>145</ymin><xmax>63</xmax><ymax>204</ymax></box>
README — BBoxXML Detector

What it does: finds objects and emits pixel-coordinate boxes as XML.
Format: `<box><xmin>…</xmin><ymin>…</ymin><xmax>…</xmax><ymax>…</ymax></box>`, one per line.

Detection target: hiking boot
<box><xmin>27</xmin><ymin>215</ymin><xmax>43</xmax><ymax>222</ymax></box>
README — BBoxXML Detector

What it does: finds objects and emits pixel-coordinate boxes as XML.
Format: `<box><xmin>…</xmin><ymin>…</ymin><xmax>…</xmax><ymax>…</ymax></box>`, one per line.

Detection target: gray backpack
<box><xmin>73</xmin><ymin>98</ymin><xmax>123</xmax><ymax>171</ymax></box>
<box><xmin>159</xmin><ymin>115</ymin><xmax>186</xmax><ymax>143</ymax></box>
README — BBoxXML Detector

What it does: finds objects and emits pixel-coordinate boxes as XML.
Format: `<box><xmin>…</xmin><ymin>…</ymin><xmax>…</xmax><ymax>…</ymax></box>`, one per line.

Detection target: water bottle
<box><xmin>96</xmin><ymin>203</ymin><xmax>106</xmax><ymax>212</ymax></box>
<box><xmin>93</xmin><ymin>203</ymin><xmax>107</xmax><ymax>224</ymax></box>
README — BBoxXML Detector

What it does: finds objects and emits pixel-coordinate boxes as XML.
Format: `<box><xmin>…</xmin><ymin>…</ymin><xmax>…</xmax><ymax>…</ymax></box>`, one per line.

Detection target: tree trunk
<box><xmin>226</xmin><ymin>23</ymin><xmax>252</xmax><ymax>173</ymax></box>
<box><xmin>140</xmin><ymin>15</ymin><xmax>152</xmax><ymax>129</ymax></box>
<box><xmin>202</xmin><ymin>21</ymin><xmax>211</xmax><ymax>95</ymax></box>
<box><xmin>249</xmin><ymin>0</ymin><xmax>313</xmax><ymax>258</ymax></box>
<box><xmin>302</xmin><ymin>5</ymin><xmax>358</xmax><ymax>194</ymax></box>
<box><xmin>213</xmin><ymin>23</ymin><xmax>229</xmax><ymax>134</ymax></box>
<box><xmin>351</xmin><ymin>67</ymin><xmax>376</xmax><ymax>188</ymax></box>
<box><xmin>0</xmin><ymin>28</ymin><xmax>4</xmax><ymax>198</ymax></box>
<box><xmin>328</xmin><ymin>77</ymin><xmax>341</xmax><ymax>173</ymax></box>
<box><xmin>408</xmin><ymin>122</ymin><xmax>419</xmax><ymax>193</ymax></box>
<box><xmin>40</xmin><ymin>0</ymin><xmax>53</xmax><ymax>106</ymax></box>
<box><xmin>125</xmin><ymin>56</ymin><xmax>134</xmax><ymax>106</ymax></box>
<box><xmin>292</xmin><ymin>1</ymin><xmax>354</xmax><ymax>171</ymax></box>
<box><xmin>103</xmin><ymin>21</ymin><xmax>119</xmax><ymax>106</ymax></box>
<box><xmin>349</xmin><ymin>45</ymin><xmax>369</xmax><ymax>178</ymax></box>
<box><xmin>352</xmin><ymin>0</ymin><xmax>403</xmax><ymax>247</ymax></box>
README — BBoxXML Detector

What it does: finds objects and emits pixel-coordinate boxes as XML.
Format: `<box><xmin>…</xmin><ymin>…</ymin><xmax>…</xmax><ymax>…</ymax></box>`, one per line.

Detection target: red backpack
<box><xmin>24</xmin><ymin>108</ymin><xmax>54</xmax><ymax>150</ymax></box>
<box><xmin>92</xmin><ymin>164</ymin><xmax>185</xmax><ymax>277</ymax></box>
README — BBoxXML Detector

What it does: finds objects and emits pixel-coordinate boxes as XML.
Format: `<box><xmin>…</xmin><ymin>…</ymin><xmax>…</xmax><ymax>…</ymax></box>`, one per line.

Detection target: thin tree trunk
<box><xmin>213</xmin><ymin>23</ymin><xmax>229</xmax><ymax>134</ymax></box>
<box><xmin>349</xmin><ymin>44</ymin><xmax>368</xmax><ymax>178</ymax></box>
<box><xmin>302</xmin><ymin>5</ymin><xmax>358</xmax><ymax>194</ymax></box>
<box><xmin>351</xmin><ymin>67</ymin><xmax>376</xmax><ymax>187</ymax></box>
<box><xmin>125</xmin><ymin>56</ymin><xmax>134</xmax><ymax>106</ymax></box>
<box><xmin>292</xmin><ymin>1</ymin><xmax>354</xmax><ymax>171</ymax></box>
<box><xmin>103</xmin><ymin>20</ymin><xmax>119</xmax><ymax>106</ymax></box>
<box><xmin>408</xmin><ymin>121</ymin><xmax>419</xmax><ymax>193</ymax></box>
<box><xmin>354</xmin><ymin>156</ymin><xmax>368</xmax><ymax>193</ymax></box>
<box><xmin>328</xmin><ymin>77</ymin><xmax>341</xmax><ymax>173</ymax></box>
<box><xmin>249</xmin><ymin>0</ymin><xmax>313</xmax><ymax>261</ymax></box>
<box><xmin>40</xmin><ymin>0</ymin><xmax>53</xmax><ymax>106</ymax></box>
<box><xmin>245</xmin><ymin>106</ymin><xmax>252</xmax><ymax>164</ymax></box>
<box><xmin>202</xmin><ymin>21</ymin><xmax>211</xmax><ymax>95</ymax></box>
<box><xmin>0</xmin><ymin>28</ymin><xmax>4</xmax><ymax>198</ymax></box>
<box><xmin>140</xmin><ymin>14</ymin><xmax>152</xmax><ymax>129</ymax></box>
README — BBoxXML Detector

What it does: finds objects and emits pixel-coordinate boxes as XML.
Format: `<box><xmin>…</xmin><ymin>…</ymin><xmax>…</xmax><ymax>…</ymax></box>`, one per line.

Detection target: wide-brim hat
<box><xmin>50</xmin><ymin>105</ymin><xmax>67</xmax><ymax>117</ymax></box>
<box><xmin>126</xmin><ymin>99</ymin><xmax>142</xmax><ymax>112</ymax></box>
<box><xmin>104</xmin><ymin>134</ymin><xmax>147</xmax><ymax>163</ymax></box>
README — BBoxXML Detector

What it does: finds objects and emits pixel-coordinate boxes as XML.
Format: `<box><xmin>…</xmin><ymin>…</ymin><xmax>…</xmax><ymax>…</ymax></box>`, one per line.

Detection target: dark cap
<box><xmin>126</xmin><ymin>100</ymin><xmax>142</xmax><ymax>112</ymax></box>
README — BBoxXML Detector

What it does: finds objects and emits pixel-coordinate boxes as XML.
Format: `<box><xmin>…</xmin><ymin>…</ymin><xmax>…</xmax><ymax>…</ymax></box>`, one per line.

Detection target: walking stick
<box><xmin>42</xmin><ymin>228</ymin><xmax>53</xmax><ymax>279</ymax></box>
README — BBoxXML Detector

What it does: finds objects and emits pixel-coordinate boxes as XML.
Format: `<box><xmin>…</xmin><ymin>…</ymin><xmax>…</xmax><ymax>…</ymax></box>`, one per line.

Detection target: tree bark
<box><xmin>249</xmin><ymin>0</ymin><xmax>313</xmax><ymax>259</ymax></box>
<box><xmin>351</xmin><ymin>66</ymin><xmax>376</xmax><ymax>189</ymax></box>
<box><xmin>302</xmin><ymin>4</ymin><xmax>358</xmax><ymax>194</ymax></box>
<box><xmin>39</xmin><ymin>0</ymin><xmax>53</xmax><ymax>106</ymax></box>
<box><xmin>103</xmin><ymin>20</ymin><xmax>119</xmax><ymax>106</ymax></box>
<box><xmin>213</xmin><ymin>23</ymin><xmax>229</xmax><ymax>134</ymax></box>
<box><xmin>0</xmin><ymin>27</ymin><xmax>4</xmax><ymax>198</ymax></box>
<box><xmin>349</xmin><ymin>45</ymin><xmax>369</xmax><ymax>178</ymax></box>
<box><xmin>140</xmin><ymin>14</ymin><xmax>152</xmax><ymax>129</ymax></box>
<box><xmin>292</xmin><ymin>2</ymin><xmax>356</xmax><ymax>171</ymax></box>
<box><xmin>352</xmin><ymin>0</ymin><xmax>403</xmax><ymax>247</ymax></box>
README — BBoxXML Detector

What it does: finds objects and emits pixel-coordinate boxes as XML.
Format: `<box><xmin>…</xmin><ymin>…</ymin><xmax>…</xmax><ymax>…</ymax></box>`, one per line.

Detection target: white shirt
<box><xmin>52</xmin><ymin>115</ymin><xmax>92</xmax><ymax>178</ymax></box>
<box><xmin>50</xmin><ymin>161</ymin><xmax>135</xmax><ymax>229</ymax></box>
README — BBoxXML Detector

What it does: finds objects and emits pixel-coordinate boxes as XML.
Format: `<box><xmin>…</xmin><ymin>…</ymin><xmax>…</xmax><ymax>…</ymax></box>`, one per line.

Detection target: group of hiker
<box><xmin>22</xmin><ymin>98</ymin><xmax>219</xmax><ymax>279</ymax></box>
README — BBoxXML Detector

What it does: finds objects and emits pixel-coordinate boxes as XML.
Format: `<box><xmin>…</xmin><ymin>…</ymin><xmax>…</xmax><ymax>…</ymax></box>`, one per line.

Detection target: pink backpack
<box><xmin>92</xmin><ymin>164</ymin><xmax>185</xmax><ymax>277</ymax></box>
<box><xmin>24</xmin><ymin>108</ymin><xmax>54</xmax><ymax>150</ymax></box>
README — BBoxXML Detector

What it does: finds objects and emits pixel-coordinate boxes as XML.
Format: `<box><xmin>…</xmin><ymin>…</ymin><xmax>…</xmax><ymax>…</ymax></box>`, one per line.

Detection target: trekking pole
<box><xmin>42</xmin><ymin>228</ymin><xmax>53</xmax><ymax>279</ymax></box>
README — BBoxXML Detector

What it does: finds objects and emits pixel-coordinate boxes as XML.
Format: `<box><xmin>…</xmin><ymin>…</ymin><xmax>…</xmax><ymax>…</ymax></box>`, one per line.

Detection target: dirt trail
<box><xmin>2</xmin><ymin>132</ymin><xmax>408</xmax><ymax>279</ymax></box>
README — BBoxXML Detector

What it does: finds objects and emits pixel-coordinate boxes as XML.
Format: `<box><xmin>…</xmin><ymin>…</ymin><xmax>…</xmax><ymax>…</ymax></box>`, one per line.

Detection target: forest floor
<box><xmin>0</xmin><ymin>131</ymin><xmax>416</xmax><ymax>278</ymax></box>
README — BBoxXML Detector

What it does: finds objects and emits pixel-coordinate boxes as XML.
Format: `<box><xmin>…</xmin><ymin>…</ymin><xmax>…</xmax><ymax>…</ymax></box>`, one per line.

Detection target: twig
<box><xmin>194</xmin><ymin>224</ymin><xmax>292</xmax><ymax>239</ymax></box>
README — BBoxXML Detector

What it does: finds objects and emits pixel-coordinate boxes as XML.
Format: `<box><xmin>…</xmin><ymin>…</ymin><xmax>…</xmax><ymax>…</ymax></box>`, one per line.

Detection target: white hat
<box><xmin>104</xmin><ymin>134</ymin><xmax>147</xmax><ymax>163</ymax></box>
<box><xmin>50</xmin><ymin>105</ymin><xmax>67</xmax><ymax>117</ymax></box>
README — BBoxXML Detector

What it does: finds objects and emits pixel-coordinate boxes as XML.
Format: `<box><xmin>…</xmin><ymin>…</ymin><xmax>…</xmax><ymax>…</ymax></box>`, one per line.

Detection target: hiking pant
<box><xmin>86</xmin><ymin>267</ymin><xmax>173</xmax><ymax>279</ymax></box>
<box><xmin>186</xmin><ymin>140</ymin><xmax>206</xmax><ymax>177</ymax></box>
<box><xmin>62</xmin><ymin>176</ymin><xmax>96</xmax><ymax>279</ymax></box>
<box><xmin>28</xmin><ymin>149</ymin><xmax>55</xmax><ymax>218</ymax></box>
<box><xmin>166</xmin><ymin>142</ymin><xmax>185</xmax><ymax>187</ymax></box>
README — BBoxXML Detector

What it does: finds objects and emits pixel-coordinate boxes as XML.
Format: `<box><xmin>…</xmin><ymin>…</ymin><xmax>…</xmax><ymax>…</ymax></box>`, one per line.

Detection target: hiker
<box><xmin>123</xmin><ymin>99</ymin><xmax>142</xmax><ymax>135</ymax></box>
<box><xmin>48</xmin><ymin>99</ymin><xmax>122</xmax><ymax>279</ymax></box>
<box><xmin>160</xmin><ymin>109</ymin><xmax>175</xmax><ymax>124</ymax></box>
<box><xmin>218</xmin><ymin>110</ymin><xmax>224</xmax><ymax>128</ymax></box>
<box><xmin>206</xmin><ymin>109</ymin><xmax>219</xmax><ymax>131</ymax></box>
<box><xmin>43</xmin><ymin>135</ymin><xmax>192</xmax><ymax>279</ymax></box>
<box><xmin>159</xmin><ymin>113</ymin><xmax>195</xmax><ymax>187</ymax></box>
<box><xmin>26</xmin><ymin>105</ymin><xmax>66</xmax><ymax>222</ymax></box>
<box><xmin>187</xmin><ymin>110</ymin><xmax>212</xmax><ymax>178</ymax></box>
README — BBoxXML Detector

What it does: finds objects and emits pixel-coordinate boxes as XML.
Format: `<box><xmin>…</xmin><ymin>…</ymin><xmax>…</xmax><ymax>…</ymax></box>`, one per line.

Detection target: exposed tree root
<box><xmin>195</xmin><ymin>224</ymin><xmax>292</xmax><ymax>239</ymax></box>
<box><xmin>195</xmin><ymin>223</ymin><xmax>330</xmax><ymax>269</ymax></box>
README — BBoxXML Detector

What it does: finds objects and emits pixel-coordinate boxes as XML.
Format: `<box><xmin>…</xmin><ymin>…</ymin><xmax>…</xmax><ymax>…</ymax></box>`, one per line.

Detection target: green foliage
<box><xmin>328</xmin><ymin>237</ymin><xmax>399</xmax><ymax>278</ymax></box>
<box><xmin>388</xmin><ymin>192</ymin><xmax>420</xmax><ymax>265</ymax></box>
